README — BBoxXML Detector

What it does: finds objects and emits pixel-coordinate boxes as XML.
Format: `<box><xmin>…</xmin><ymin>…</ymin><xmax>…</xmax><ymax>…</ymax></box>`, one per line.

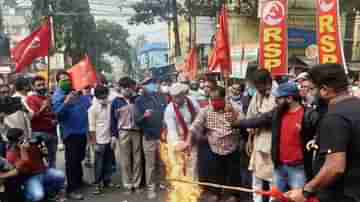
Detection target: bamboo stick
<box><xmin>169</xmin><ymin>179</ymin><xmax>255</xmax><ymax>193</ymax></box>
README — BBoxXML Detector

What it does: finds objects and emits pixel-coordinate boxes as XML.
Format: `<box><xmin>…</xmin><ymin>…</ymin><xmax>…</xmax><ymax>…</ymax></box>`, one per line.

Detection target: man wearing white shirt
<box><xmin>164</xmin><ymin>83</ymin><xmax>200</xmax><ymax>178</ymax></box>
<box><xmin>88</xmin><ymin>85</ymin><xmax>113</xmax><ymax>195</ymax></box>
<box><xmin>5</xmin><ymin>77</ymin><xmax>32</xmax><ymax>138</ymax></box>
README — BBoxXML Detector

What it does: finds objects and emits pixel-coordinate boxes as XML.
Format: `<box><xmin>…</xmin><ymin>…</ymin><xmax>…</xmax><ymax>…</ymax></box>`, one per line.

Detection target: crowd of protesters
<box><xmin>0</xmin><ymin>63</ymin><xmax>359</xmax><ymax>202</ymax></box>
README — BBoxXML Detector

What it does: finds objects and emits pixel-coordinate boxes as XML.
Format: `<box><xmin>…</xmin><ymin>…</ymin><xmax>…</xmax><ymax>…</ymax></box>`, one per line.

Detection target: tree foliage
<box><xmin>94</xmin><ymin>20</ymin><xmax>133</xmax><ymax>73</ymax></box>
<box><xmin>30</xmin><ymin>0</ymin><xmax>97</xmax><ymax>66</ymax></box>
<box><xmin>128</xmin><ymin>0</ymin><xmax>225</xmax><ymax>56</ymax></box>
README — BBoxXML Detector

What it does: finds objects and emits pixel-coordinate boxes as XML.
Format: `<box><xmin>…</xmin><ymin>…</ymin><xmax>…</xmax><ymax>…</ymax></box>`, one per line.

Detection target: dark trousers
<box><xmin>94</xmin><ymin>143</ymin><xmax>113</xmax><ymax>185</ymax></box>
<box><xmin>64</xmin><ymin>135</ymin><xmax>87</xmax><ymax>193</ymax></box>
<box><xmin>198</xmin><ymin>142</ymin><xmax>241</xmax><ymax>196</ymax></box>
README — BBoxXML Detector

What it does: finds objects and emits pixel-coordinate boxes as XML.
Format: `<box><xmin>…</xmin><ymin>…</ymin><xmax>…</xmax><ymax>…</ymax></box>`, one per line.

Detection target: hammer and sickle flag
<box><xmin>11</xmin><ymin>20</ymin><xmax>52</xmax><ymax>73</ymax></box>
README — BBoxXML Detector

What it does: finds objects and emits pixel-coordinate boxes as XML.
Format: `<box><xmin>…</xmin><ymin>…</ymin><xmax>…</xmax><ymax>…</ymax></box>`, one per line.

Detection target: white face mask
<box><xmin>161</xmin><ymin>85</ymin><xmax>169</xmax><ymax>94</ymax></box>
<box><xmin>98</xmin><ymin>99</ymin><xmax>108</xmax><ymax>105</ymax></box>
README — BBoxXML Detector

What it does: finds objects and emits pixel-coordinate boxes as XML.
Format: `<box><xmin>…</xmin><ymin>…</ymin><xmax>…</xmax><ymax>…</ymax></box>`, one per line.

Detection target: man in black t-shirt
<box><xmin>286</xmin><ymin>64</ymin><xmax>360</xmax><ymax>202</ymax></box>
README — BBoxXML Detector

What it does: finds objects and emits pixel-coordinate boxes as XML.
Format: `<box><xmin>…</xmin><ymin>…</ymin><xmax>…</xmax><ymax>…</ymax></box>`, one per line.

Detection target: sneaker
<box><xmin>92</xmin><ymin>185</ymin><xmax>103</xmax><ymax>195</ymax></box>
<box><xmin>104</xmin><ymin>182</ymin><xmax>121</xmax><ymax>189</ymax></box>
<box><xmin>67</xmin><ymin>192</ymin><xmax>84</xmax><ymax>200</ymax></box>
<box><xmin>147</xmin><ymin>190</ymin><xmax>157</xmax><ymax>200</ymax></box>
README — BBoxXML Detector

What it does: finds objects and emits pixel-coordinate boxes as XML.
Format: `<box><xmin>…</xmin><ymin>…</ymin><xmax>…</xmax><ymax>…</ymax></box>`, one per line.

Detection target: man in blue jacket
<box><xmin>52</xmin><ymin>70</ymin><xmax>92</xmax><ymax>200</ymax></box>
<box><xmin>135</xmin><ymin>77</ymin><xmax>167</xmax><ymax>199</ymax></box>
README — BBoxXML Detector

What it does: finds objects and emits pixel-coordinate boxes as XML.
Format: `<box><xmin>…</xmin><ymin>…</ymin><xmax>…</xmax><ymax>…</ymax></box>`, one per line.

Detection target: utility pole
<box><xmin>172</xmin><ymin>0</ymin><xmax>181</xmax><ymax>57</ymax></box>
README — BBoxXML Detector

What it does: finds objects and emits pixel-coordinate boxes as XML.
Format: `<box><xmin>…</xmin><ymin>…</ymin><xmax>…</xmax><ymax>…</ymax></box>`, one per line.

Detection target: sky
<box><xmin>89</xmin><ymin>0</ymin><xmax>169</xmax><ymax>44</ymax></box>
<box><xmin>15</xmin><ymin>0</ymin><xmax>169</xmax><ymax>44</ymax></box>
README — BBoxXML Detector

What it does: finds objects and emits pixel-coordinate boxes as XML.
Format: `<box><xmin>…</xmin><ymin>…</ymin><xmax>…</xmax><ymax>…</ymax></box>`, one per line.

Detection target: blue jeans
<box><xmin>273</xmin><ymin>164</ymin><xmax>307</xmax><ymax>192</ymax></box>
<box><xmin>24</xmin><ymin>168</ymin><xmax>65</xmax><ymax>202</ymax></box>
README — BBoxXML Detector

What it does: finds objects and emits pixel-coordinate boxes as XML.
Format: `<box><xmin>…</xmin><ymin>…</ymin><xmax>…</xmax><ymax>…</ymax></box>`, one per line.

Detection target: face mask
<box><xmin>144</xmin><ymin>83</ymin><xmax>159</xmax><ymax>94</ymax></box>
<box><xmin>98</xmin><ymin>98</ymin><xmax>108</xmax><ymax>106</ymax></box>
<box><xmin>160</xmin><ymin>86</ymin><xmax>169</xmax><ymax>94</ymax></box>
<box><xmin>36</xmin><ymin>88</ymin><xmax>47</xmax><ymax>96</ymax></box>
<box><xmin>211</xmin><ymin>99</ymin><xmax>226</xmax><ymax>111</ymax></box>
<box><xmin>278</xmin><ymin>100</ymin><xmax>290</xmax><ymax>113</ymax></box>
<box><xmin>59</xmin><ymin>80</ymin><xmax>72</xmax><ymax>93</ymax></box>
<box><xmin>247</xmin><ymin>87</ymin><xmax>256</xmax><ymax>97</ymax></box>
<box><xmin>121</xmin><ymin>89</ymin><xmax>134</xmax><ymax>98</ymax></box>
<box><xmin>232</xmin><ymin>95</ymin><xmax>242</xmax><ymax>101</ymax></box>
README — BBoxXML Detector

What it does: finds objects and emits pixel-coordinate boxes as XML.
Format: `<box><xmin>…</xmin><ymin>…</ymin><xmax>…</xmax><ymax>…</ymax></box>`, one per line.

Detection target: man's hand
<box><xmin>41</xmin><ymin>98</ymin><xmax>51</xmax><ymax>109</ymax></box>
<box><xmin>285</xmin><ymin>189</ymin><xmax>306</xmax><ymax>202</ymax></box>
<box><xmin>89</xmin><ymin>132</ymin><xmax>96</xmax><ymax>145</ymax></box>
<box><xmin>110</xmin><ymin>137</ymin><xmax>117</xmax><ymax>150</ymax></box>
<box><xmin>306</xmin><ymin>139</ymin><xmax>319</xmax><ymax>151</ymax></box>
<box><xmin>64</xmin><ymin>92</ymin><xmax>79</xmax><ymax>104</ymax></box>
<box><xmin>143</xmin><ymin>109</ymin><xmax>153</xmax><ymax>118</ymax></box>
<box><xmin>175</xmin><ymin>141</ymin><xmax>189</xmax><ymax>152</ymax></box>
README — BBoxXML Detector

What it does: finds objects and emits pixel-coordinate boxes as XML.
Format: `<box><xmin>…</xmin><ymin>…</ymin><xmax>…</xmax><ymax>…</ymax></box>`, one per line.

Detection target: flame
<box><xmin>160</xmin><ymin>141</ymin><xmax>202</xmax><ymax>202</ymax></box>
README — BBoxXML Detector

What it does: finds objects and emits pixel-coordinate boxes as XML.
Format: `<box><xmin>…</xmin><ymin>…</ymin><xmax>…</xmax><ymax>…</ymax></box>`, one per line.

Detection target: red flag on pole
<box><xmin>183</xmin><ymin>47</ymin><xmax>199</xmax><ymax>80</ymax></box>
<box><xmin>67</xmin><ymin>55</ymin><xmax>98</xmax><ymax>91</ymax></box>
<box><xmin>11</xmin><ymin>20</ymin><xmax>52</xmax><ymax>73</ymax></box>
<box><xmin>208</xmin><ymin>7</ymin><xmax>232</xmax><ymax>76</ymax></box>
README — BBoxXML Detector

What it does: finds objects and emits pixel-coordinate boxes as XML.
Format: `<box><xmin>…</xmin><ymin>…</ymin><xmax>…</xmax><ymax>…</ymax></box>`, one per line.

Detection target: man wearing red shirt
<box><xmin>26</xmin><ymin>76</ymin><xmax>58</xmax><ymax>168</ymax></box>
<box><xmin>233</xmin><ymin>82</ymin><xmax>319</xmax><ymax>192</ymax></box>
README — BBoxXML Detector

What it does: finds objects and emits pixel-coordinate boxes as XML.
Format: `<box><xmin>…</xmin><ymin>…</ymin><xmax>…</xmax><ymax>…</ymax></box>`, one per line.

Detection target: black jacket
<box><xmin>233</xmin><ymin>105</ymin><xmax>320</xmax><ymax>178</ymax></box>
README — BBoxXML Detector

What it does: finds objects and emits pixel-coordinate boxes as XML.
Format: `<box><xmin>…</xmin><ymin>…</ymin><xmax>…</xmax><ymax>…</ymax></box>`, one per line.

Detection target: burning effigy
<box><xmin>160</xmin><ymin>140</ymin><xmax>202</xmax><ymax>202</ymax></box>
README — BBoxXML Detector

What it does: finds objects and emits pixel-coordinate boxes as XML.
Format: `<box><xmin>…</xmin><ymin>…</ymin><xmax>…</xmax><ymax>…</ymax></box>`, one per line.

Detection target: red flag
<box><xmin>67</xmin><ymin>55</ymin><xmax>98</xmax><ymax>91</ymax></box>
<box><xmin>208</xmin><ymin>7</ymin><xmax>232</xmax><ymax>76</ymax></box>
<box><xmin>183</xmin><ymin>47</ymin><xmax>199</xmax><ymax>80</ymax></box>
<box><xmin>11</xmin><ymin>21</ymin><xmax>52</xmax><ymax>73</ymax></box>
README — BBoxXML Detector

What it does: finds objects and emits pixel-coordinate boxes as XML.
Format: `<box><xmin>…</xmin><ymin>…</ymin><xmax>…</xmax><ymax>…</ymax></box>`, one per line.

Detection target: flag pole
<box><xmin>47</xmin><ymin>15</ymin><xmax>55</xmax><ymax>90</ymax></box>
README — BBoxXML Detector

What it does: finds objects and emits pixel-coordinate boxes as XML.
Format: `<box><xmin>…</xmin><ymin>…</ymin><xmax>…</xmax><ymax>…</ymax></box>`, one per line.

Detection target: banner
<box><xmin>259</xmin><ymin>0</ymin><xmax>288</xmax><ymax>76</ymax></box>
<box><xmin>316</xmin><ymin>0</ymin><xmax>346</xmax><ymax>68</ymax></box>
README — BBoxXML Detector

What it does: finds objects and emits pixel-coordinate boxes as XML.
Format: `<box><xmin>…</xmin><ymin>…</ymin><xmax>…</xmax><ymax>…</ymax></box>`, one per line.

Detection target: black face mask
<box><xmin>36</xmin><ymin>88</ymin><xmax>48</xmax><ymax>96</ymax></box>
<box><xmin>278</xmin><ymin>101</ymin><xmax>290</xmax><ymax>114</ymax></box>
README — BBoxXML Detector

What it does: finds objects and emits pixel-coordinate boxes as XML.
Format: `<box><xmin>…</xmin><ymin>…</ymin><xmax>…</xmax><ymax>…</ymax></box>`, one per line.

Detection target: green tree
<box><xmin>0</xmin><ymin>6</ymin><xmax>3</xmax><ymax>32</ymax></box>
<box><xmin>94</xmin><ymin>20</ymin><xmax>133</xmax><ymax>74</ymax></box>
<box><xmin>30</xmin><ymin>0</ymin><xmax>97</xmax><ymax>66</ymax></box>
<box><xmin>129</xmin><ymin>0</ymin><xmax>224</xmax><ymax>56</ymax></box>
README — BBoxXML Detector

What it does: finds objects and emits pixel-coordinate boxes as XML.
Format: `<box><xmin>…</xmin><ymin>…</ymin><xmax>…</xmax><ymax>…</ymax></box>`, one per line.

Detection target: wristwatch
<box><xmin>302</xmin><ymin>188</ymin><xmax>316</xmax><ymax>199</ymax></box>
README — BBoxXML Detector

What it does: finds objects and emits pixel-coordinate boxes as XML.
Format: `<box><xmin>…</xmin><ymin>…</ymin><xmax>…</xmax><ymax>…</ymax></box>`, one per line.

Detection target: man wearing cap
<box><xmin>134</xmin><ymin>77</ymin><xmax>167</xmax><ymax>199</ymax></box>
<box><xmin>233</xmin><ymin>82</ymin><xmax>319</xmax><ymax>193</ymax></box>
<box><xmin>164</xmin><ymin>83</ymin><xmax>200</xmax><ymax>179</ymax></box>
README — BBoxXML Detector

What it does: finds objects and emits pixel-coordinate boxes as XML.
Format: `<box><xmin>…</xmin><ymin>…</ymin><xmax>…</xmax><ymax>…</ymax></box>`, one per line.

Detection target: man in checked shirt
<box><xmin>187</xmin><ymin>86</ymin><xmax>243</xmax><ymax>202</ymax></box>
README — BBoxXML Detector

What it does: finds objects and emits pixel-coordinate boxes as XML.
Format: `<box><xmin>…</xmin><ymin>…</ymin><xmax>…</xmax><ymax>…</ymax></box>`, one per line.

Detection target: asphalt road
<box><xmin>56</xmin><ymin>150</ymin><xmax>165</xmax><ymax>202</ymax></box>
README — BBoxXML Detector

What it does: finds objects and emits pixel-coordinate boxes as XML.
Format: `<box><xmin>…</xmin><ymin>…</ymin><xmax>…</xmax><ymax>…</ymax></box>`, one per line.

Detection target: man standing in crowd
<box><xmin>229</xmin><ymin>82</ymin><xmax>245</xmax><ymax>113</ymax></box>
<box><xmin>233</xmin><ymin>82</ymin><xmax>319</xmax><ymax>192</ymax></box>
<box><xmin>52</xmin><ymin>70</ymin><xmax>91</xmax><ymax>200</ymax></box>
<box><xmin>88</xmin><ymin>85</ymin><xmax>114</xmax><ymax>195</ymax></box>
<box><xmin>246</xmin><ymin>69</ymin><xmax>276</xmax><ymax>202</ymax></box>
<box><xmin>26</xmin><ymin>76</ymin><xmax>58</xmax><ymax>168</ymax></box>
<box><xmin>287</xmin><ymin>64</ymin><xmax>360</xmax><ymax>202</ymax></box>
<box><xmin>111</xmin><ymin>77</ymin><xmax>142</xmax><ymax>194</ymax></box>
<box><xmin>190</xmin><ymin>87</ymin><xmax>242</xmax><ymax>202</ymax></box>
<box><xmin>0</xmin><ymin>84</ymin><xmax>11</xmax><ymax>157</ymax></box>
<box><xmin>164</xmin><ymin>83</ymin><xmax>200</xmax><ymax>179</ymax></box>
<box><xmin>4</xmin><ymin>77</ymin><xmax>31</xmax><ymax>138</ymax></box>
<box><xmin>135</xmin><ymin>78</ymin><xmax>167</xmax><ymax>199</ymax></box>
